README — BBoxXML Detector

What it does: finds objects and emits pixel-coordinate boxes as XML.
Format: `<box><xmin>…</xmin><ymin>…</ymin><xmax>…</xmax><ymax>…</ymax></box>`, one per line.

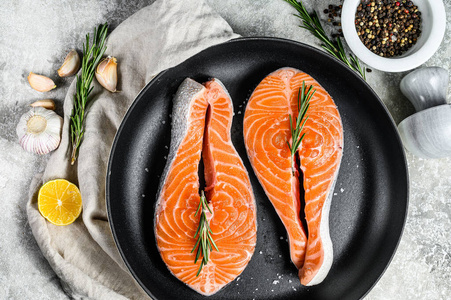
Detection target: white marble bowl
<box><xmin>342</xmin><ymin>0</ymin><xmax>446</xmax><ymax>72</ymax></box>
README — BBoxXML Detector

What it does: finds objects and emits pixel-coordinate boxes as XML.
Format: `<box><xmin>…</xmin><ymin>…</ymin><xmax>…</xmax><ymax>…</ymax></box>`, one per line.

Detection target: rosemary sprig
<box><xmin>191</xmin><ymin>191</ymin><xmax>219</xmax><ymax>276</ymax></box>
<box><xmin>70</xmin><ymin>23</ymin><xmax>108</xmax><ymax>165</ymax></box>
<box><xmin>287</xmin><ymin>82</ymin><xmax>315</xmax><ymax>175</ymax></box>
<box><xmin>284</xmin><ymin>0</ymin><xmax>366</xmax><ymax>80</ymax></box>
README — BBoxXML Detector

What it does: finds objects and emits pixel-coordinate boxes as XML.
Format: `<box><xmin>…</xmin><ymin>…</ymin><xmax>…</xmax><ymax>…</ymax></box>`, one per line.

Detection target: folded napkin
<box><xmin>27</xmin><ymin>0</ymin><xmax>239</xmax><ymax>298</ymax></box>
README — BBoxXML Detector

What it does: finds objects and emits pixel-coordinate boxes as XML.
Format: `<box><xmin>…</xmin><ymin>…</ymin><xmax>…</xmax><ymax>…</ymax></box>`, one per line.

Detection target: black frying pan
<box><xmin>106</xmin><ymin>37</ymin><xmax>408</xmax><ymax>300</ymax></box>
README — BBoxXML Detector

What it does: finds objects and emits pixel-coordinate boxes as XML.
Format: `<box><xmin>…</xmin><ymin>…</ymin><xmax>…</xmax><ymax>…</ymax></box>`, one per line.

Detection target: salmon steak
<box><xmin>243</xmin><ymin>67</ymin><xmax>343</xmax><ymax>286</ymax></box>
<box><xmin>154</xmin><ymin>78</ymin><xmax>257</xmax><ymax>296</ymax></box>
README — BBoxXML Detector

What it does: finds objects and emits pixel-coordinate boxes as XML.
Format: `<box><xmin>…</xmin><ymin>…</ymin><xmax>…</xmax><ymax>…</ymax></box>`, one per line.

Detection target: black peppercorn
<box><xmin>354</xmin><ymin>0</ymin><xmax>421</xmax><ymax>57</ymax></box>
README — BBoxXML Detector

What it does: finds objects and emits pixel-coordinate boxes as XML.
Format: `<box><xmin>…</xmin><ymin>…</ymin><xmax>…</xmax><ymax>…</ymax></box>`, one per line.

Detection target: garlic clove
<box><xmin>95</xmin><ymin>56</ymin><xmax>118</xmax><ymax>92</ymax></box>
<box><xmin>30</xmin><ymin>99</ymin><xmax>56</xmax><ymax>110</ymax></box>
<box><xmin>16</xmin><ymin>106</ymin><xmax>63</xmax><ymax>155</ymax></box>
<box><xmin>28</xmin><ymin>72</ymin><xmax>56</xmax><ymax>92</ymax></box>
<box><xmin>58</xmin><ymin>49</ymin><xmax>81</xmax><ymax>77</ymax></box>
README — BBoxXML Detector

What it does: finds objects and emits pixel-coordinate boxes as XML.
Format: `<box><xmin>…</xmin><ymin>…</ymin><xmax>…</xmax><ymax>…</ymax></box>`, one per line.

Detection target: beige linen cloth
<box><xmin>27</xmin><ymin>0</ymin><xmax>239</xmax><ymax>299</ymax></box>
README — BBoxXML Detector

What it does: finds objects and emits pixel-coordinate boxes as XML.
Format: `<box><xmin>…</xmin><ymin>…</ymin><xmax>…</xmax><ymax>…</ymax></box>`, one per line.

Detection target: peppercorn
<box><xmin>354</xmin><ymin>0</ymin><xmax>422</xmax><ymax>57</ymax></box>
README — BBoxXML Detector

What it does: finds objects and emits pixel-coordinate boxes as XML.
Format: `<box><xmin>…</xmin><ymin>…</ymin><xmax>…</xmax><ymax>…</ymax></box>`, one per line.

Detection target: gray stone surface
<box><xmin>0</xmin><ymin>0</ymin><xmax>450</xmax><ymax>299</ymax></box>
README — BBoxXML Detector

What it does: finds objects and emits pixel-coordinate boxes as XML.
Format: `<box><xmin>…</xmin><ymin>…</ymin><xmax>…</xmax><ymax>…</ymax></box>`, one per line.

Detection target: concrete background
<box><xmin>0</xmin><ymin>0</ymin><xmax>450</xmax><ymax>299</ymax></box>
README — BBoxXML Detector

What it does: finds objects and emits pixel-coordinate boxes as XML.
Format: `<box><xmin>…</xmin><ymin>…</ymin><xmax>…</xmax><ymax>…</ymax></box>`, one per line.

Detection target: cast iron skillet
<box><xmin>106</xmin><ymin>37</ymin><xmax>408</xmax><ymax>300</ymax></box>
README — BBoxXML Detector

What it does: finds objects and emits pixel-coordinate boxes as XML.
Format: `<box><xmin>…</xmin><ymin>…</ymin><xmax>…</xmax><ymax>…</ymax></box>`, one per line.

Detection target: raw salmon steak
<box><xmin>243</xmin><ymin>67</ymin><xmax>343</xmax><ymax>286</ymax></box>
<box><xmin>154</xmin><ymin>78</ymin><xmax>257</xmax><ymax>296</ymax></box>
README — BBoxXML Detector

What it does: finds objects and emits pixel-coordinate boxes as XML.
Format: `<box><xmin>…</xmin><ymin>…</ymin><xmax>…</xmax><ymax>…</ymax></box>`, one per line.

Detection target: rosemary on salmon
<box><xmin>191</xmin><ymin>190</ymin><xmax>219</xmax><ymax>276</ymax></box>
<box><xmin>287</xmin><ymin>81</ymin><xmax>315</xmax><ymax>175</ymax></box>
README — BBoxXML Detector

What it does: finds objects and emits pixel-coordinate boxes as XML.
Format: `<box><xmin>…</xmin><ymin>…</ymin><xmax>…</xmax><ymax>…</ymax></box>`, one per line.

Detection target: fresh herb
<box><xmin>70</xmin><ymin>23</ymin><xmax>108</xmax><ymax>165</ymax></box>
<box><xmin>191</xmin><ymin>190</ymin><xmax>219</xmax><ymax>276</ymax></box>
<box><xmin>284</xmin><ymin>0</ymin><xmax>366</xmax><ymax>80</ymax></box>
<box><xmin>287</xmin><ymin>82</ymin><xmax>315</xmax><ymax>175</ymax></box>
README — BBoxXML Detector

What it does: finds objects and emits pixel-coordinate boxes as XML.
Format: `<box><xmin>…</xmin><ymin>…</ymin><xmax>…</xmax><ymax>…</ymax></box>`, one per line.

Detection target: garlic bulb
<box><xmin>95</xmin><ymin>56</ymin><xmax>118</xmax><ymax>92</ymax></box>
<box><xmin>58</xmin><ymin>49</ymin><xmax>81</xmax><ymax>77</ymax></box>
<box><xmin>16</xmin><ymin>107</ymin><xmax>63</xmax><ymax>155</ymax></box>
<box><xmin>28</xmin><ymin>72</ymin><xmax>56</xmax><ymax>92</ymax></box>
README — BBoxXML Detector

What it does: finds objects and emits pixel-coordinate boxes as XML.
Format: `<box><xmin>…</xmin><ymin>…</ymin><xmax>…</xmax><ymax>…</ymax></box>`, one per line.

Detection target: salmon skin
<box><xmin>243</xmin><ymin>67</ymin><xmax>343</xmax><ymax>286</ymax></box>
<box><xmin>154</xmin><ymin>78</ymin><xmax>257</xmax><ymax>296</ymax></box>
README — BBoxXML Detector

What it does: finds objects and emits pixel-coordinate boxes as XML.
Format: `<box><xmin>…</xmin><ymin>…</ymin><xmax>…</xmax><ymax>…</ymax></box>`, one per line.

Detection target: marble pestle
<box><xmin>400</xmin><ymin>67</ymin><xmax>449</xmax><ymax>111</ymax></box>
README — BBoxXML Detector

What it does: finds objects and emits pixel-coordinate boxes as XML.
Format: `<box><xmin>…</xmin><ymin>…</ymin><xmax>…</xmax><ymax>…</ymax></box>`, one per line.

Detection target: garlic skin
<box><xmin>95</xmin><ymin>56</ymin><xmax>118</xmax><ymax>92</ymax></box>
<box><xmin>28</xmin><ymin>72</ymin><xmax>56</xmax><ymax>92</ymax></box>
<box><xmin>16</xmin><ymin>107</ymin><xmax>63</xmax><ymax>155</ymax></box>
<box><xmin>58</xmin><ymin>49</ymin><xmax>81</xmax><ymax>77</ymax></box>
<box><xmin>30</xmin><ymin>99</ymin><xmax>55</xmax><ymax>110</ymax></box>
